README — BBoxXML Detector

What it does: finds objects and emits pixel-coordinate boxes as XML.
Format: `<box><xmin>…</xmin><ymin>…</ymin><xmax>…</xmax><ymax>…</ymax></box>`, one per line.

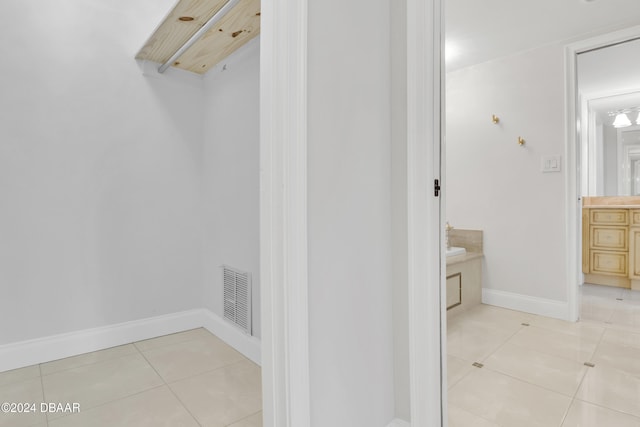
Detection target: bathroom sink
<box><xmin>446</xmin><ymin>246</ymin><xmax>466</xmax><ymax>257</ymax></box>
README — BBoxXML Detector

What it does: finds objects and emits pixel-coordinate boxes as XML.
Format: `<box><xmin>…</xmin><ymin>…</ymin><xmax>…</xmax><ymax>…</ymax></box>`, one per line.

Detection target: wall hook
<box><xmin>518</xmin><ymin>136</ymin><xmax>525</xmax><ymax>146</ymax></box>
<box><xmin>492</xmin><ymin>114</ymin><xmax>500</xmax><ymax>124</ymax></box>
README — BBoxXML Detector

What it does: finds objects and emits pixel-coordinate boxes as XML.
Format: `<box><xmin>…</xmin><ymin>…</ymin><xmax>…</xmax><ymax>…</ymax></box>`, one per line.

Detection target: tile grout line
<box><xmin>34</xmin><ymin>329</ymin><xmax>207</xmax><ymax>379</ymax></box>
<box><xmin>45</xmin><ymin>384</ymin><xmax>168</xmax><ymax>424</ymax></box>
<box><xmin>40</xmin><ymin>332</ymin><xmax>211</xmax><ymax>425</ymax></box>
<box><xmin>132</xmin><ymin>328</ymin><xmax>209</xmax><ymax>353</ymax></box>
<box><xmin>223</xmin><ymin>409</ymin><xmax>263</xmax><ymax>427</ymax></box>
<box><xmin>572</xmin><ymin>396</ymin><xmax>640</xmax><ymax>421</ymax></box>
<box><xmin>38</xmin><ymin>364</ymin><xmax>49</xmax><ymax>427</ymax></box>
<box><xmin>39</xmin><ymin>346</ymin><xmax>140</xmax><ymax>378</ymax></box>
<box><xmin>477</xmin><ymin>324</ymin><xmax>530</xmax><ymax>363</ymax></box>
<box><xmin>163</xmin><ymin>357</ymin><xmax>250</xmax><ymax>385</ymax></box>
<box><xmin>478</xmin><ymin>362</ymin><xmax>583</xmax><ymax>400</ymax></box>
<box><xmin>136</xmin><ymin>348</ymin><xmax>204</xmax><ymax>427</ymax></box>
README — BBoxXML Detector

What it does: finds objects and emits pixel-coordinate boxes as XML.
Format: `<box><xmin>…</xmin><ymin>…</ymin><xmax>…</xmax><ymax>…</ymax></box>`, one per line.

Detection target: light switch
<box><xmin>541</xmin><ymin>155</ymin><xmax>561</xmax><ymax>173</ymax></box>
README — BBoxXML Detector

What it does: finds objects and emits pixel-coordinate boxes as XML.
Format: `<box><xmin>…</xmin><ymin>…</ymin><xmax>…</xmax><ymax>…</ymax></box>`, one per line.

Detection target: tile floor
<box><xmin>2</xmin><ymin>283</ymin><xmax>639</xmax><ymax>427</ymax></box>
<box><xmin>448</xmin><ymin>283</ymin><xmax>640</xmax><ymax>427</ymax></box>
<box><xmin>0</xmin><ymin>328</ymin><xmax>262</xmax><ymax>427</ymax></box>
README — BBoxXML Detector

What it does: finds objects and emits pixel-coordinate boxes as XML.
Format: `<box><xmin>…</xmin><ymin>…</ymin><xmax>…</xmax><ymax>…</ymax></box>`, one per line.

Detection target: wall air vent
<box><xmin>222</xmin><ymin>266</ymin><xmax>252</xmax><ymax>335</ymax></box>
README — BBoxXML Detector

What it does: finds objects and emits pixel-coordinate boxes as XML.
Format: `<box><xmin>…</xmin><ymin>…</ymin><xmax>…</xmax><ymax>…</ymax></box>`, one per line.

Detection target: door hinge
<box><xmin>434</xmin><ymin>179</ymin><xmax>441</xmax><ymax>197</ymax></box>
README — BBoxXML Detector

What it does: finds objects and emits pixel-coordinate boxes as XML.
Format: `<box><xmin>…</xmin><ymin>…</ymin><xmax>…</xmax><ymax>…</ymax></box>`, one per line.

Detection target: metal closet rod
<box><xmin>158</xmin><ymin>0</ymin><xmax>241</xmax><ymax>73</ymax></box>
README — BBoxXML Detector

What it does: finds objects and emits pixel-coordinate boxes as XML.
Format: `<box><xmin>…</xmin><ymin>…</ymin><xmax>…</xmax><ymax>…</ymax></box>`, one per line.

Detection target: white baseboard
<box><xmin>387</xmin><ymin>419</ymin><xmax>410</xmax><ymax>427</ymax></box>
<box><xmin>201</xmin><ymin>310</ymin><xmax>261</xmax><ymax>365</ymax></box>
<box><xmin>482</xmin><ymin>288</ymin><xmax>569</xmax><ymax>320</ymax></box>
<box><xmin>0</xmin><ymin>309</ymin><xmax>261</xmax><ymax>373</ymax></box>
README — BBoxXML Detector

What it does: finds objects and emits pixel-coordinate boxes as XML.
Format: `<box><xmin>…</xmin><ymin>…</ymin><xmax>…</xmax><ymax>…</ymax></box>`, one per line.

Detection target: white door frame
<box><xmin>260</xmin><ymin>0</ymin><xmax>444</xmax><ymax>425</ymax></box>
<box><xmin>259</xmin><ymin>0</ymin><xmax>310</xmax><ymax>425</ymax></box>
<box><xmin>406</xmin><ymin>0</ymin><xmax>445</xmax><ymax>425</ymax></box>
<box><xmin>565</xmin><ymin>25</ymin><xmax>640</xmax><ymax>323</ymax></box>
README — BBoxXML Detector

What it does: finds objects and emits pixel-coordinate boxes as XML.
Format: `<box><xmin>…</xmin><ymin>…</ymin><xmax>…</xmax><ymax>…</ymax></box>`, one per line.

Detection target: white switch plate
<box><xmin>541</xmin><ymin>155</ymin><xmax>561</xmax><ymax>173</ymax></box>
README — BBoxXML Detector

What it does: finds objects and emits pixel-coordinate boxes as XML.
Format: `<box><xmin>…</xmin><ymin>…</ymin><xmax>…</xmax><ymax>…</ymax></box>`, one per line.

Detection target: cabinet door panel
<box><xmin>591</xmin><ymin>251</ymin><xmax>628</xmax><ymax>276</ymax></box>
<box><xmin>629</xmin><ymin>228</ymin><xmax>640</xmax><ymax>279</ymax></box>
<box><xmin>631</xmin><ymin>210</ymin><xmax>640</xmax><ymax>226</ymax></box>
<box><xmin>590</xmin><ymin>209</ymin><xmax>628</xmax><ymax>225</ymax></box>
<box><xmin>590</xmin><ymin>226</ymin><xmax>628</xmax><ymax>250</ymax></box>
<box><xmin>583</xmin><ymin>209</ymin><xmax>590</xmax><ymax>273</ymax></box>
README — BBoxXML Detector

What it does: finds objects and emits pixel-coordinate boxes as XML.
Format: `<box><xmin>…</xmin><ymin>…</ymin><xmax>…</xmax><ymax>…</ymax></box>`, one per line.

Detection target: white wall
<box><xmin>307</xmin><ymin>0</ymin><xmax>395</xmax><ymax>424</ymax></box>
<box><xmin>603</xmin><ymin>124</ymin><xmax>618</xmax><ymax>195</ymax></box>
<box><xmin>391</xmin><ymin>0</ymin><xmax>411</xmax><ymax>421</ymax></box>
<box><xmin>446</xmin><ymin>44</ymin><xmax>567</xmax><ymax>303</ymax></box>
<box><xmin>202</xmin><ymin>39</ymin><xmax>261</xmax><ymax>338</ymax></box>
<box><xmin>577</xmin><ymin>37</ymin><xmax>640</xmax><ymax>95</ymax></box>
<box><xmin>0</xmin><ymin>0</ymin><xmax>203</xmax><ymax>345</ymax></box>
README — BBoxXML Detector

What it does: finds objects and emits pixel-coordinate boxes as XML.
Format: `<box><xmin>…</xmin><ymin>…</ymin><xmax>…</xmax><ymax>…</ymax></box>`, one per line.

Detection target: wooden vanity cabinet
<box><xmin>583</xmin><ymin>207</ymin><xmax>640</xmax><ymax>289</ymax></box>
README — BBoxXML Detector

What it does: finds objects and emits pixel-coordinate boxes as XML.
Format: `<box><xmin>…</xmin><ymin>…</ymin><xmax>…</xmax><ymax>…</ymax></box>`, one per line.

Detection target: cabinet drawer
<box><xmin>590</xmin><ymin>209</ymin><xmax>628</xmax><ymax>225</ymax></box>
<box><xmin>590</xmin><ymin>226</ymin><xmax>628</xmax><ymax>250</ymax></box>
<box><xmin>590</xmin><ymin>251</ymin><xmax>628</xmax><ymax>276</ymax></box>
<box><xmin>631</xmin><ymin>210</ymin><xmax>640</xmax><ymax>226</ymax></box>
<box><xmin>446</xmin><ymin>273</ymin><xmax>461</xmax><ymax>310</ymax></box>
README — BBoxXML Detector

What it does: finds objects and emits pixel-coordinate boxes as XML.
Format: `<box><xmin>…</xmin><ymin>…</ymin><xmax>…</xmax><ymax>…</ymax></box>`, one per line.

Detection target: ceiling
<box><xmin>445</xmin><ymin>0</ymin><xmax>640</xmax><ymax>70</ymax></box>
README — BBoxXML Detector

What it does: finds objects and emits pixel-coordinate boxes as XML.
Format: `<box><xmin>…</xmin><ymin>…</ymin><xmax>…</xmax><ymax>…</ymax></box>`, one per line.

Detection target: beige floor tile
<box><xmin>228</xmin><ymin>411</ymin><xmax>263</xmax><ymax>427</ymax></box>
<box><xmin>42</xmin><ymin>353</ymin><xmax>163</xmax><ymax>419</ymax></box>
<box><xmin>508</xmin><ymin>326</ymin><xmax>600</xmax><ymax>362</ymax></box>
<box><xmin>582</xmin><ymin>284</ymin><xmax>626</xmax><ymax>299</ymax></box>
<box><xmin>451</xmin><ymin>304</ymin><xmax>535</xmax><ymax>335</ymax></box>
<box><xmin>580</xmin><ymin>301</ymin><xmax>616</xmax><ymax>323</ymax></box>
<box><xmin>448</xmin><ymin>404</ymin><xmax>500</xmax><ymax>427</ymax></box>
<box><xmin>48</xmin><ymin>386</ymin><xmax>199</xmax><ymax>427</ymax></box>
<box><xmin>0</xmin><ymin>377</ymin><xmax>47</xmax><ymax>427</ymax></box>
<box><xmin>449</xmin><ymin>368</ymin><xmax>571</xmax><ymax>427</ymax></box>
<box><xmin>576</xmin><ymin>365</ymin><xmax>640</xmax><ymax>418</ymax></box>
<box><xmin>0</xmin><ymin>365</ymin><xmax>40</xmax><ymax>387</ymax></box>
<box><xmin>601</xmin><ymin>328</ymin><xmax>640</xmax><ymax>349</ymax></box>
<box><xmin>447</xmin><ymin>321</ymin><xmax>514</xmax><ymax>362</ymax></box>
<box><xmin>447</xmin><ymin>355</ymin><xmax>475</xmax><ymax>389</ymax></box>
<box><xmin>483</xmin><ymin>343</ymin><xmax>588</xmax><ymax>396</ymax></box>
<box><xmin>592</xmin><ymin>341</ymin><xmax>640</xmax><ymax>376</ymax></box>
<box><xmin>609</xmin><ymin>307</ymin><xmax>640</xmax><ymax>329</ymax></box>
<box><xmin>134</xmin><ymin>328</ymin><xmax>212</xmax><ymax>352</ymax></box>
<box><xmin>561</xmin><ymin>399</ymin><xmax>640</xmax><ymax>427</ymax></box>
<box><xmin>528</xmin><ymin>315</ymin><xmax>605</xmax><ymax>341</ymax></box>
<box><xmin>141</xmin><ymin>333</ymin><xmax>245</xmax><ymax>383</ymax></box>
<box><xmin>622</xmin><ymin>289</ymin><xmax>640</xmax><ymax>301</ymax></box>
<box><xmin>41</xmin><ymin>344</ymin><xmax>139</xmax><ymax>376</ymax></box>
<box><xmin>170</xmin><ymin>360</ymin><xmax>262</xmax><ymax>427</ymax></box>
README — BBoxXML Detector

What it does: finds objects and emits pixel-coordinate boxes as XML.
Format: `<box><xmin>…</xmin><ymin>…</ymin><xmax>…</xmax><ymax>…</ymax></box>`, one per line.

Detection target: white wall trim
<box><xmin>259</xmin><ymin>0</ymin><xmax>310</xmax><ymax>425</ymax></box>
<box><xmin>482</xmin><ymin>289</ymin><xmax>569</xmax><ymax>320</ymax></box>
<box><xmin>200</xmin><ymin>310</ymin><xmax>261</xmax><ymax>365</ymax></box>
<box><xmin>387</xmin><ymin>419</ymin><xmax>411</xmax><ymax>427</ymax></box>
<box><xmin>564</xmin><ymin>25</ymin><xmax>640</xmax><ymax>323</ymax></box>
<box><xmin>407</xmin><ymin>0</ymin><xmax>444</xmax><ymax>426</ymax></box>
<box><xmin>0</xmin><ymin>309</ymin><xmax>207</xmax><ymax>373</ymax></box>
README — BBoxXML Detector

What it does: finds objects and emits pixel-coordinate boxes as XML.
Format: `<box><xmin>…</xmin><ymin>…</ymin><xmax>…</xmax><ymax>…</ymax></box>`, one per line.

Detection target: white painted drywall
<box><xmin>603</xmin><ymin>124</ymin><xmax>618</xmax><ymax>196</ymax></box>
<box><xmin>577</xmin><ymin>38</ymin><xmax>640</xmax><ymax>95</ymax></box>
<box><xmin>306</xmin><ymin>0</ymin><xmax>395</xmax><ymax>424</ymax></box>
<box><xmin>0</xmin><ymin>0</ymin><xmax>203</xmax><ymax>345</ymax></box>
<box><xmin>446</xmin><ymin>44</ymin><xmax>567</xmax><ymax>302</ymax></box>
<box><xmin>202</xmin><ymin>38</ymin><xmax>261</xmax><ymax>338</ymax></box>
<box><xmin>391</xmin><ymin>0</ymin><xmax>411</xmax><ymax>421</ymax></box>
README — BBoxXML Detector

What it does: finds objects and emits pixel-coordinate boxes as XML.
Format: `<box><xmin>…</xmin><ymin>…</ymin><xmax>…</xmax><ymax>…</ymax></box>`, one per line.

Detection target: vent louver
<box><xmin>223</xmin><ymin>266</ymin><xmax>252</xmax><ymax>335</ymax></box>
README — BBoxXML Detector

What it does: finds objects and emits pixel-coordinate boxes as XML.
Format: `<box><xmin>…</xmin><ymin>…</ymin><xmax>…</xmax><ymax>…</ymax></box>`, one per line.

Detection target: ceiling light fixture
<box><xmin>158</xmin><ymin>0</ymin><xmax>241</xmax><ymax>73</ymax></box>
<box><xmin>613</xmin><ymin>112</ymin><xmax>632</xmax><ymax>128</ymax></box>
<box><xmin>636</xmin><ymin>111</ymin><xmax>640</xmax><ymax>126</ymax></box>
